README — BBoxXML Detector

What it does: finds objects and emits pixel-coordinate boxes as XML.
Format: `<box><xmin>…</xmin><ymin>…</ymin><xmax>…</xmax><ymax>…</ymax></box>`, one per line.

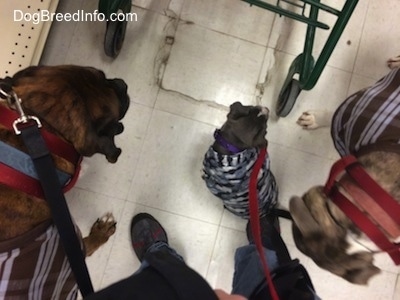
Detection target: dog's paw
<box><xmin>297</xmin><ymin>110</ymin><xmax>332</xmax><ymax>130</ymax></box>
<box><xmin>387</xmin><ymin>55</ymin><xmax>400</xmax><ymax>69</ymax></box>
<box><xmin>84</xmin><ymin>213</ymin><xmax>117</xmax><ymax>256</ymax></box>
<box><xmin>91</xmin><ymin>213</ymin><xmax>117</xmax><ymax>238</ymax></box>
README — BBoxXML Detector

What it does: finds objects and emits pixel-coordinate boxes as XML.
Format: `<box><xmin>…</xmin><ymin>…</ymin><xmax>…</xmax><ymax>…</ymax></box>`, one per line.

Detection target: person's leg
<box><xmin>87</xmin><ymin>213</ymin><xmax>218</xmax><ymax>300</ymax></box>
<box><xmin>246</xmin><ymin>213</ymin><xmax>292</xmax><ymax>264</ymax></box>
<box><xmin>86</xmin><ymin>213</ymin><xmax>183</xmax><ymax>299</ymax></box>
<box><xmin>131</xmin><ymin>213</ymin><xmax>218</xmax><ymax>300</ymax></box>
<box><xmin>135</xmin><ymin>241</ymin><xmax>184</xmax><ymax>273</ymax></box>
<box><xmin>232</xmin><ymin>244</ymin><xmax>279</xmax><ymax>297</ymax></box>
<box><xmin>231</xmin><ymin>214</ymin><xmax>290</xmax><ymax>297</ymax></box>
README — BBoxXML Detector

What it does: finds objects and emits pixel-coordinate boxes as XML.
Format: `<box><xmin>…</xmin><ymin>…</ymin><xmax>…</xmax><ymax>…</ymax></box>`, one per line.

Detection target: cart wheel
<box><xmin>104</xmin><ymin>19</ymin><xmax>128</xmax><ymax>58</ymax></box>
<box><xmin>276</xmin><ymin>79</ymin><xmax>301</xmax><ymax>117</ymax></box>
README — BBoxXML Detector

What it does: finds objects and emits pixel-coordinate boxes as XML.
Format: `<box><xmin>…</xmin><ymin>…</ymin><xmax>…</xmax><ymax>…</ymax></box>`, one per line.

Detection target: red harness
<box><xmin>0</xmin><ymin>104</ymin><xmax>82</xmax><ymax>198</ymax></box>
<box><xmin>323</xmin><ymin>155</ymin><xmax>400</xmax><ymax>264</ymax></box>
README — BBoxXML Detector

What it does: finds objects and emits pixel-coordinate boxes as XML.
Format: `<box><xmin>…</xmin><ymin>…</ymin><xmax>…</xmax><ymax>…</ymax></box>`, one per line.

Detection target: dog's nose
<box><xmin>257</xmin><ymin>106</ymin><xmax>269</xmax><ymax>117</ymax></box>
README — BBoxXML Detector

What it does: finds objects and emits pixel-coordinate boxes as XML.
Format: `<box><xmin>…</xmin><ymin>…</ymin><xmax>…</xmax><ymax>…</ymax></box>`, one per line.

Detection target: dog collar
<box><xmin>324</xmin><ymin>155</ymin><xmax>400</xmax><ymax>264</ymax></box>
<box><xmin>0</xmin><ymin>104</ymin><xmax>82</xmax><ymax>197</ymax></box>
<box><xmin>214</xmin><ymin>129</ymin><xmax>242</xmax><ymax>154</ymax></box>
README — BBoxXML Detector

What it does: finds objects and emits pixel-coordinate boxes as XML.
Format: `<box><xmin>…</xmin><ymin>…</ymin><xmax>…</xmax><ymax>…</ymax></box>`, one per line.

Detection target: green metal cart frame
<box><xmin>98</xmin><ymin>0</ymin><xmax>132</xmax><ymax>58</ymax></box>
<box><xmin>242</xmin><ymin>0</ymin><xmax>359</xmax><ymax>117</ymax></box>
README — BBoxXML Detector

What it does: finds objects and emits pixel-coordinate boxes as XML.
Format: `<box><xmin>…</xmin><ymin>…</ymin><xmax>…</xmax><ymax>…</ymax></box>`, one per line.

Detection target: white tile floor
<box><xmin>38</xmin><ymin>0</ymin><xmax>400</xmax><ymax>299</ymax></box>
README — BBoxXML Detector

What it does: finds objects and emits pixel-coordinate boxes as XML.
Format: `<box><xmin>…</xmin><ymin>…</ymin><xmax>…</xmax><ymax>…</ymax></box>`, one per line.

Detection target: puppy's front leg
<box><xmin>297</xmin><ymin>110</ymin><xmax>333</xmax><ymax>130</ymax></box>
<box><xmin>83</xmin><ymin>213</ymin><xmax>117</xmax><ymax>256</ymax></box>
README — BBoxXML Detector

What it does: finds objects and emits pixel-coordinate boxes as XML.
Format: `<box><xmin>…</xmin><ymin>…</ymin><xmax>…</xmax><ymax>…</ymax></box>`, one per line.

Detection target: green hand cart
<box><xmin>98</xmin><ymin>0</ymin><xmax>132</xmax><ymax>58</ymax></box>
<box><xmin>242</xmin><ymin>0</ymin><xmax>359</xmax><ymax>117</ymax></box>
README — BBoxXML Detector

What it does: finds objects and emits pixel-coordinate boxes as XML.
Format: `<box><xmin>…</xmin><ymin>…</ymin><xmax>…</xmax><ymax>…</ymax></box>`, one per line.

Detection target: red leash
<box><xmin>249</xmin><ymin>147</ymin><xmax>279</xmax><ymax>300</ymax></box>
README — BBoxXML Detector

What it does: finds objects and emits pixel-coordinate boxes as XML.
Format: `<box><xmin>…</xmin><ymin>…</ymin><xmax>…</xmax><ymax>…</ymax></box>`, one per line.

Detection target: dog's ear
<box><xmin>108</xmin><ymin>78</ymin><xmax>130</xmax><ymax>120</ymax></box>
<box><xmin>342</xmin><ymin>252</ymin><xmax>381</xmax><ymax>284</ymax></box>
<box><xmin>289</xmin><ymin>196</ymin><xmax>319</xmax><ymax>231</ymax></box>
<box><xmin>227</xmin><ymin>102</ymin><xmax>249</xmax><ymax>120</ymax></box>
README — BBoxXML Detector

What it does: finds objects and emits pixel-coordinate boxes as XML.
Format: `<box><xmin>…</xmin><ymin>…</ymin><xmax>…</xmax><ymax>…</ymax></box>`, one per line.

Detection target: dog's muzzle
<box><xmin>257</xmin><ymin>106</ymin><xmax>269</xmax><ymax>117</ymax></box>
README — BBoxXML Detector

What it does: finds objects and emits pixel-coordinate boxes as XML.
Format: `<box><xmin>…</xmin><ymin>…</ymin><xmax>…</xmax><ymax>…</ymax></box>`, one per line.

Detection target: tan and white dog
<box><xmin>290</xmin><ymin>57</ymin><xmax>400</xmax><ymax>285</ymax></box>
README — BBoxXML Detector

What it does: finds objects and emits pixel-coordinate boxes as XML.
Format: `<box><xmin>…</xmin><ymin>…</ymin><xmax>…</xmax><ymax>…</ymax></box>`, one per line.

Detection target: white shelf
<box><xmin>0</xmin><ymin>0</ymin><xmax>59</xmax><ymax>77</ymax></box>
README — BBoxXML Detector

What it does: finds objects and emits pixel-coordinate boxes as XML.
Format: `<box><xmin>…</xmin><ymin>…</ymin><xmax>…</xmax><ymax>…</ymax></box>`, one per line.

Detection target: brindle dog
<box><xmin>0</xmin><ymin>65</ymin><xmax>129</xmax><ymax>297</ymax></box>
<box><xmin>290</xmin><ymin>59</ymin><xmax>400</xmax><ymax>285</ymax></box>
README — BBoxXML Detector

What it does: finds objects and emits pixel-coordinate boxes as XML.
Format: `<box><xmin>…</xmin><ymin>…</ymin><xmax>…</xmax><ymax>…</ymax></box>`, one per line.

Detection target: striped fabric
<box><xmin>0</xmin><ymin>222</ymin><xmax>79</xmax><ymax>300</ymax></box>
<box><xmin>332</xmin><ymin>68</ymin><xmax>400</xmax><ymax>157</ymax></box>
<box><xmin>202</xmin><ymin>147</ymin><xmax>278</xmax><ymax>218</ymax></box>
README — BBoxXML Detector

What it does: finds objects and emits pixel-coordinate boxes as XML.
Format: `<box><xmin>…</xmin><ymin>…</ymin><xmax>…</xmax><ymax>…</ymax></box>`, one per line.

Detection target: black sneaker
<box><xmin>130</xmin><ymin>213</ymin><xmax>168</xmax><ymax>262</ymax></box>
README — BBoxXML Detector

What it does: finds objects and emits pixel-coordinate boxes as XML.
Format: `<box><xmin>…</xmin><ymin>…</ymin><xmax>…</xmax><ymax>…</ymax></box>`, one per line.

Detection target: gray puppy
<box><xmin>202</xmin><ymin>102</ymin><xmax>278</xmax><ymax>218</ymax></box>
